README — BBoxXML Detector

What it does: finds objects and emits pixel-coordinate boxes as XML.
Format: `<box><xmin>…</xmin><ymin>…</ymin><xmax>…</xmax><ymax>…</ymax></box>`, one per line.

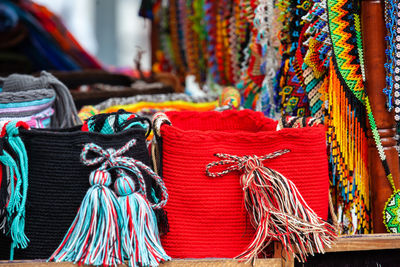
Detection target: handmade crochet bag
<box><xmin>0</xmin><ymin>71</ymin><xmax>81</xmax><ymax>128</ymax></box>
<box><xmin>153</xmin><ymin>110</ymin><xmax>335</xmax><ymax>261</ymax></box>
<box><xmin>0</xmin><ymin>112</ymin><xmax>169</xmax><ymax>266</ymax></box>
<box><xmin>0</xmin><ymin>88</ymin><xmax>55</xmax><ymax>128</ymax></box>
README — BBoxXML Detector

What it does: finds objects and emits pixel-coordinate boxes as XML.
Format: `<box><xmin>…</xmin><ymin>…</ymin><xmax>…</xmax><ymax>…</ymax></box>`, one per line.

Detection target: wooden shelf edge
<box><xmin>5</xmin><ymin>234</ymin><xmax>400</xmax><ymax>266</ymax></box>
<box><xmin>0</xmin><ymin>258</ymin><xmax>285</xmax><ymax>267</ymax></box>
<box><xmin>326</xmin><ymin>233</ymin><xmax>400</xmax><ymax>252</ymax></box>
<box><xmin>161</xmin><ymin>258</ymin><xmax>284</xmax><ymax>267</ymax></box>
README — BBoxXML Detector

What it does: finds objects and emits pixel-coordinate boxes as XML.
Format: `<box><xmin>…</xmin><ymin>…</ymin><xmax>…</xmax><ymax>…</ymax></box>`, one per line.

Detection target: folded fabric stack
<box><xmin>78</xmin><ymin>93</ymin><xmax>219</xmax><ymax>121</ymax></box>
<box><xmin>96</xmin><ymin>93</ymin><xmax>217</xmax><ymax>110</ymax></box>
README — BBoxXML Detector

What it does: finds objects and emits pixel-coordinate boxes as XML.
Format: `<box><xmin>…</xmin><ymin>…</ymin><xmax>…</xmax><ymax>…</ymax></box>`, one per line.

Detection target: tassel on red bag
<box><xmin>206</xmin><ymin>150</ymin><xmax>337</xmax><ymax>262</ymax></box>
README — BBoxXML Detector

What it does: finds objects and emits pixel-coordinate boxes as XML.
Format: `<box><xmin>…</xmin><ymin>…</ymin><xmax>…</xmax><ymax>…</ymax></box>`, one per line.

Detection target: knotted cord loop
<box><xmin>80</xmin><ymin>139</ymin><xmax>168</xmax><ymax>209</ymax></box>
<box><xmin>81</xmin><ymin>138</ymin><xmax>136</xmax><ymax>168</ymax></box>
<box><xmin>206</xmin><ymin>149</ymin><xmax>290</xmax><ymax>178</ymax></box>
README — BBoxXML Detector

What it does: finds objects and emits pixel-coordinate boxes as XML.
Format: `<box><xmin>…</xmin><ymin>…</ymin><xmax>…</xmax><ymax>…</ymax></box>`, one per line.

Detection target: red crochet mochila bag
<box><xmin>152</xmin><ymin>110</ymin><xmax>335</xmax><ymax>261</ymax></box>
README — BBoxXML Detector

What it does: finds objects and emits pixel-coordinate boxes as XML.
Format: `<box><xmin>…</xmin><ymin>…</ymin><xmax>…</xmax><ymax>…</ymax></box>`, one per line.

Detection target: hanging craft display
<box><xmin>271</xmin><ymin>0</ymin><xmax>383</xmax><ymax>234</ymax></box>
<box><xmin>152</xmin><ymin>0</ymin><xmax>280</xmax><ymax>112</ymax></box>
<box><xmin>300</xmin><ymin>0</ymin><xmax>331</xmax><ymax>119</ymax></box>
<box><xmin>264</xmin><ymin>0</ymin><xmax>372</xmax><ymax>234</ymax></box>
<box><xmin>275</xmin><ymin>0</ymin><xmax>312</xmax><ymax>117</ymax></box>
<box><xmin>383</xmin><ymin>0</ymin><xmax>396</xmax><ymax>111</ymax></box>
<box><xmin>146</xmin><ymin>0</ymin><xmax>400</xmax><ymax>235</ymax></box>
<box><xmin>327</xmin><ymin>0</ymin><xmax>400</xmax><ymax>234</ymax></box>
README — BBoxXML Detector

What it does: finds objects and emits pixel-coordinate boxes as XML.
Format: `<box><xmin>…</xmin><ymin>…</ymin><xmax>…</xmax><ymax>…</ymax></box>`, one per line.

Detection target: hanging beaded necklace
<box><xmin>384</xmin><ymin>0</ymin><xmax>400</xmax><ymax>141</ymax></box>
<box><xmin>222</xmin><ymin>0</ymin><xmax>234</xmax><ymax>84</ymax></box>
<box><xmin>192</xmin><ymin>0</ymin><xmax>208</xmax><ymax>82</ymax></box>
<box><xmin>301</xmin><ymin>0</ymin><xmax>331</xmax><ymax>119</ymax></box>
<box><xmin>234</xmin><ymin>0</ymin><xmax>265</xmax><ymax>109</ymax></box>
<box><xmin>384</xmin><ymin>0</ymin><xmax>396</xmax><ymax>111</ymax></box>
<box><xmin>327</xmin><ymin>0</ymin><xmax>400</xmax><ymax>233</ymax></box>
<box><xmin>183</xmin><ymin>0</ymin><xmax>202</xmax><ymax>83</ymax></box>
<box><xmin>327</xmin><ymin>0</ymin><xmax>372</xmax><ymax>233</ymax></box>
<box><xmin>275</xmin><ymin>0</ymin><xmax>312</xmax><ymax>117</ymax></box>
<box><xmin>159</xmin><ymin>1</ymin><xmax>175</xmax><ymax>72</ymax></box>
<box><xmin>356</xmin><ymin>9</ymin><xmax>399</xmax><ymax>231</ymax></box>
<box><xmin>204</xmin><ymin>0</ymin><xmax>220</xmax><ymax>84</ymax></box>
<box><xmin>381</xmin><ymin>0</ymin><xmax>400</xmax><ymax>232</ymax></box>
<box><xmin>168</xmin><ymin>0</ymin><xmax>186</xmax><ymax>76</ymax></box>
<box><xmin>228</xmin><ymin>0</ymin><xmax>241</xmax><ymax>84</ymax></box>
<box><xmin>254</xmin><ymin>0</ymin><xmax>279</xmax><ymax>117</ymax></box>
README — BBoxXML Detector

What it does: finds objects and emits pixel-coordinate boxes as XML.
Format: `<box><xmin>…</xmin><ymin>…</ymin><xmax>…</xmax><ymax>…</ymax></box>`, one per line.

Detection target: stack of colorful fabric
<box><xmin>78</xmin><ymin>93</ymin><xmax>219</xmax><ymax>121</ymax></box>
<box><xmin>0</xmin><ymin>0</ymin><xmax>102</xmax><ymax>74</ymax></box>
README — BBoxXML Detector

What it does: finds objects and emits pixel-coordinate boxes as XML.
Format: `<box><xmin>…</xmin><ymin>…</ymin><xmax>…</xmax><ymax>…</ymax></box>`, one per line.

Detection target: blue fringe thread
<box><xmin>0</xmin><ymin>121</ymin><xmax>30</xmax><ymax>260</ymax></box>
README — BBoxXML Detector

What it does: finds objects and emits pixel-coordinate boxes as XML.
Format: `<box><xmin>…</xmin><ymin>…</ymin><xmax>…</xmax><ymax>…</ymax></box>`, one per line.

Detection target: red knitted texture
<box><xmin>160</xmin><ymin>110</ymin><xmax>329</xmax><ymax>259</ymax></box>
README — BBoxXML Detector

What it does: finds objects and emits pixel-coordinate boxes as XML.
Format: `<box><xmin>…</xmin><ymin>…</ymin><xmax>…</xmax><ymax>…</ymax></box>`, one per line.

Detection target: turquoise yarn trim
<box><xmin>7</xmin><ymin>121</ymin><xmax>29</xmax><ymax>260</ymax></box>
<box><xmin>0</xmin><ymin>121</ymin><xmax>30</xmax><ymax>260</ymax></box>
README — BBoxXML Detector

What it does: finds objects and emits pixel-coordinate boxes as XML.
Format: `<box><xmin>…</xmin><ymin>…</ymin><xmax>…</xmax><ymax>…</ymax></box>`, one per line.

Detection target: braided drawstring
<box><xmin>81</xmin><ymin>139</ymin><xmax>168</xmax><ymax>209</ymax></box>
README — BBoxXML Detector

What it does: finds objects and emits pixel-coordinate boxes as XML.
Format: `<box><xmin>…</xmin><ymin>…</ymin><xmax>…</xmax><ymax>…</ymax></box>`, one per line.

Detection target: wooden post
<box><xmin>362</xmin><ymin>0</ymin><xmax>400</xmax><ymax>233</ymax></box>
<box><xmin>151</xmin><ymin>15</ymin><xmax>160</xmax><ymax>70</ymax></box>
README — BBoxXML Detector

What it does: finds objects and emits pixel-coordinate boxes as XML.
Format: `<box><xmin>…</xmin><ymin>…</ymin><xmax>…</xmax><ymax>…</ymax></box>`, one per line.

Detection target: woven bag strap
<box><xmin>152</xmin><ymin>112</ymin><xmax>171</xmax><ymax>138</ymax></box>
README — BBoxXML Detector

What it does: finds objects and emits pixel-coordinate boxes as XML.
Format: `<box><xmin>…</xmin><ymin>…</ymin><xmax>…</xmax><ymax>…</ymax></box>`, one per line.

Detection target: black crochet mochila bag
<box><xmin>0</xmin><ymin>112</ymin><xmax>167</xmax><ymax>262</ymax></box>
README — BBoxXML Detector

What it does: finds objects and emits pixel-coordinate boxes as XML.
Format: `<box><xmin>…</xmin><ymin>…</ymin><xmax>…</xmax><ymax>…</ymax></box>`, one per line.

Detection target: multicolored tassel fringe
<box><xmin>206</xmin><ymin>151</ymin><xmax>336</xmax><ymax>262</ymax></box>
<box><xmin>49</xmin><ymin>170</ymin><xmax>124</xmax><ymax>265</ymax></box>
<box><xmin>115</xmin><ymin>170</ymin><xmax>169</xmax><ymax>267</ymax></box>
<box><xmin>50</xmin><ymin>138</ymin><xmax>169</xmax><ymax>267</ymax></box>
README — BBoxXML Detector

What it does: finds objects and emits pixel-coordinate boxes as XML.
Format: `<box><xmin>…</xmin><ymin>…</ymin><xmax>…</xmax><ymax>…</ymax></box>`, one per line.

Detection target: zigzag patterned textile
<box><xmin>275</xmin><ymin>0</ymin><xmax>312</xmax><ymax>117</ymax></box>
<box><xmin>301</xmin><ymin>0</ymin><xmax>331</xmax><ymax>119</ymax></box>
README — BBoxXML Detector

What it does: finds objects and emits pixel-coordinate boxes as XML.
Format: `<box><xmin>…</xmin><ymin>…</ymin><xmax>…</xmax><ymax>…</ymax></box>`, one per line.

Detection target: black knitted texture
<box><xmin>0</xmin><ymin>126</ymin><xmax>152</xmax><ymax>260</ymax></box>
